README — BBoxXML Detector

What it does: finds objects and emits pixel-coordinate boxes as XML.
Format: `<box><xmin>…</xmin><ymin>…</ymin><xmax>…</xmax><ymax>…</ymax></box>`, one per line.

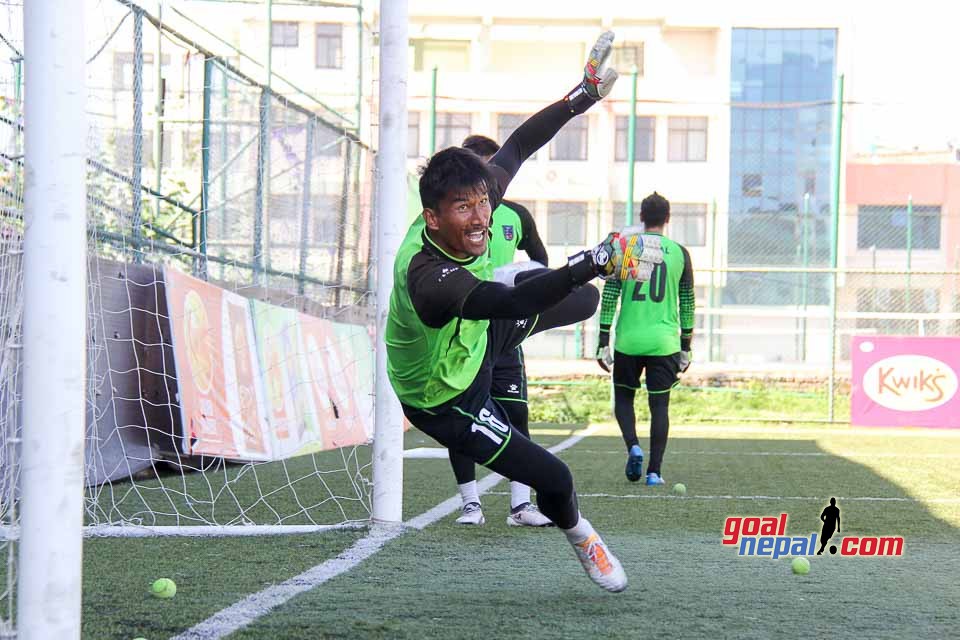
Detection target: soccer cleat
<box><xmin>625</xmin><ymin>445</ymin><xmax>644</xmax><ymax>482</ymax></box>
<box><xmin>455</xmin><ymin>502</ymin><xmax>485</xmax><ymax>525</ymax></box>
<box><xmin>570</xmin><ymin>532</ymin><xmax>628</xmax><ymax>592</ymax></box>
<box><xmin>645</xmin><ymin>472</ymin><xmax>665</xmax><ymax>486</ymax></box>
<box><xmin>507</xmin><ymin>502</ymin><xmax>553</xmax><ymax>527</ymax></box>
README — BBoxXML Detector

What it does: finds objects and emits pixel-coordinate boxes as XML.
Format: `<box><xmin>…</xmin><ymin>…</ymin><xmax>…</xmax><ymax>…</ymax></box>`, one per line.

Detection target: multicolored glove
<box><xmin>596</xmin><ymin>330</ymin><xmax>613</xmax><ymax>373</ymax></box>
<box><xmin>566</xmin><ymin>231</ymin><xmax>662</xmax><ymax>285</ymax></box>
<box><xmin>564</xmin><ymin>31</ymin><xmax>619</xmax><ymax>114</ymax></box>
<box><xmin>592</xmin><ymin>231</ymin><xmax>663</xmax><ymax>282</ymax></box>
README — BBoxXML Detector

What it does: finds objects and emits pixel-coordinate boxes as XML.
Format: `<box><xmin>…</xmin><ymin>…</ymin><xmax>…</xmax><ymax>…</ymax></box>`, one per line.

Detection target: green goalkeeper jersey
<box><xmin>599</xmin><ymin>233</ymin><xmax>695</xmax><ymax>356</ymax></box>
<box><xmin>385</xmin><ymin>218</ymin><xmax>493</xmax><ymax>408</ymax></box>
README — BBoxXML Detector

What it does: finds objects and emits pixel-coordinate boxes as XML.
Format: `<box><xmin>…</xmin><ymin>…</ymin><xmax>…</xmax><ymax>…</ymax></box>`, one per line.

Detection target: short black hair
<box><xmin>418</xmin><ymin>147</ymin><xmax>497</xmax><ymax>211</ymax></box>
<box><xmin>640</xmin><ymin>191</ymin><xmax>670</xmax><ymax>227</ymax></box>
<box><xmin>462</xmin><ymin>134</ymin><xmax>500</xmax><ymax>157</ymax></box>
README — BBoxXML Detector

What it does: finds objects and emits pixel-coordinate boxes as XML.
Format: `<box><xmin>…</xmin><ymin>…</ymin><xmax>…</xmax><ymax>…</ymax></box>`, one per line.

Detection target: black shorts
<box><xmin>401</xmin><ymin>317</ymin><xmax>536</xmax><ymax>465</ymax></box>
<box><xmin>491</xmin><ymin>345</ymin><xmax>527</xmax><ymax>403</ymax></box>
<box><xmin>613</xmin><ymin>351</ymin><xmax>682</xmax><ymax>393</ymax></box>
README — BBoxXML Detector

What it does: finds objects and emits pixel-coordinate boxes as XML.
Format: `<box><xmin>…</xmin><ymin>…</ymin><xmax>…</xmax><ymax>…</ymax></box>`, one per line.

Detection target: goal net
<box><xmin>1</xmin><ymin>0</ymin><xmax>384</xmax><ymax>599</ymax></box>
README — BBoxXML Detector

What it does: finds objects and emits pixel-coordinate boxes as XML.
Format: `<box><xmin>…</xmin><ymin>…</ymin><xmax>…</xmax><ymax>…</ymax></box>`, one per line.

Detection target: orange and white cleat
<box><xmin>570</xmin><ymin>532</ymin><xmax>628</xmax><ymax>592</ymax></box>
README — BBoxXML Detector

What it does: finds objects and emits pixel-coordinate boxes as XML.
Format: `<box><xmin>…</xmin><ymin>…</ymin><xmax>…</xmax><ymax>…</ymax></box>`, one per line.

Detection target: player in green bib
<box><xmin>443</xmin><ymin>135</ymin><xmax>550</xmax><ymax>527</ymax></box>
<box><xmin>596</xmin><ymin>192</ymin><xmax>695</xmax><ymax>485</ymax></box>
<box><xmin>385</xmin><ymin>32</ymin><xmax>667</xmax><ymax>592</ymax></box>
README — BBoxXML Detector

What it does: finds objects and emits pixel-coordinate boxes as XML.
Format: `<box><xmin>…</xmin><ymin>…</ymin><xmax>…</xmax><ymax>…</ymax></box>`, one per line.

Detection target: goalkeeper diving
<box><xmin>385</xmin><ymin>31</ymin><xmax>661</xmax><ymax>593</ymax></box>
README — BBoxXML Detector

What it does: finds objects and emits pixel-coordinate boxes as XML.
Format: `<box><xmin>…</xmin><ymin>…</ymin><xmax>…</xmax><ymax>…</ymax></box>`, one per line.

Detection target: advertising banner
<box><xmin>250</xmin><ymin>300</ymin><xmax>324</xmax><ymax>459</ymax></box>
<box><xmin>165</xmin><ymin>268</ymin><xmax>270</xmax><ymax>458</ymax></box>
<box><xmin>851</xmin><ymin>336</ymin><xmax>960</xmax><ymax>428</ymax></box>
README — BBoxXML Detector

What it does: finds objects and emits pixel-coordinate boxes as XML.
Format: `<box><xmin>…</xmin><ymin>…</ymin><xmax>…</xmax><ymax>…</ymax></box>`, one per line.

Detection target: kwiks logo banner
<box><xmin>722</xmin><ymin>500</ymin><xmax>904</xmax><ymax>559</ymax></box>
<box><xmin>851</xmin><ymin>336</ymin><xmax>960</xmax><ymax>428</ymax></box>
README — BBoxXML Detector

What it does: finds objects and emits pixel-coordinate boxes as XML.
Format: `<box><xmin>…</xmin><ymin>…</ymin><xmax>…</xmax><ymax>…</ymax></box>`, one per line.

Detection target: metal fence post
<box><xmin>298</xmin><ymin>119</ymin><xmax>315</xmax><ymax>296</ymax></box>
<box><xmin>131</xmin><ymin>7</ymin><xmax>144</xmax><ymax>262</ymax></box>
<box><xmin>254</xmin><ymin>88</ymin><xmax>268</xmax><ymax>279</ymax></box>
<box><xmin>198</xmin><ymin>55</ymin><xmax>212</xmax><ymax>279</ymax></box>
<box><xmin>827</xmin><ymin>73</ymin><xmax>845</xmax><ymax>422</ymax></box>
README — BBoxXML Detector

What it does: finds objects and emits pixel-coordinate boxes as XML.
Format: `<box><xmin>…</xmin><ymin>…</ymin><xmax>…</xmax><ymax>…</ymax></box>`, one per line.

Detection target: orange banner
<box><xmin>165</xmin><ymin>268</ymin><xmax>269</xmax><ymax>459</ymax></box>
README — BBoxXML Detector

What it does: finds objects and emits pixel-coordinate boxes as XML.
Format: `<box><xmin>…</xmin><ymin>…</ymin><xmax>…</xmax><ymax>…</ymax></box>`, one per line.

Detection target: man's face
<box><xmin>423</xmin><ymin>185</ymin><xmax>492</xmax><ymax>259</ymax></box>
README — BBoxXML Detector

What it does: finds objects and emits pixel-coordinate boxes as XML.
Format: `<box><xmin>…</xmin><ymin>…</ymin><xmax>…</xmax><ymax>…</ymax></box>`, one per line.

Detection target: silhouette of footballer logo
<box><xmin>815</xmin><ymin>497</ymin><xmax>904</xmax><ymax>557</ymax></box>
<box><xmin>817</xmin><ymin>497</ymin><xmax>841</xmax><ymax>555</ymax></box>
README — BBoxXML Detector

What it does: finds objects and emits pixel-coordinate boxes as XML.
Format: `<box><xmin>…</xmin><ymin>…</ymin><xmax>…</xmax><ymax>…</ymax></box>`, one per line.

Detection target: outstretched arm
<box><xmin>461</xmin><ymin>266</ymin><xmax>590</xmax><ymax>320</ymax></box>
<box><xmin>486</xmin><ymin>32</ymin><xmax>619</xmax><ymax>205</ymax></box>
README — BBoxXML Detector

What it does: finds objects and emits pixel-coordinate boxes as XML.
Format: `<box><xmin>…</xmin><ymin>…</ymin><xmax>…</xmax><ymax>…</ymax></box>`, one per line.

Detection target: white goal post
<box><xmin>19</xmin><ymin>1</ymin><xmax>87</xmax><ymax>638</ymax></box>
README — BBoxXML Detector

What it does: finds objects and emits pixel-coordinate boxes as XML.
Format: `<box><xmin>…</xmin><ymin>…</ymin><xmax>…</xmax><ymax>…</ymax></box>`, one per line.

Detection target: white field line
<box><xmin>171</xmin><ymin>426</ymin><xmax>601</xmax><ymax>640</ymax></box>
<box><xmin>485</xmin><ymin>491</ymin><xmax>960</xmax><ymax>504</ymax></box>
<box><xmin>572</xmin><ymin>450</ymin><xmax>960</xmax><ymax>458</ymax></box>
<box><xmin>532</xmin><ymin>424</ymin><xmax>960</xmax><ymax>439</ymax></box>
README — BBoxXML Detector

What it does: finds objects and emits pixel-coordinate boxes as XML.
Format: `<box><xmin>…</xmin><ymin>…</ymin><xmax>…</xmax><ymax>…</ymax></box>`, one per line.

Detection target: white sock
<box><xmin>510</xmin><ymin>482</ymin><xmax>531</xmax><ymax>510</ymax></box>
<box><xmin>458</xmin><ymin>481</ymin><xmax>480</xmax><ymax>507</ymax></box>
<box><xmin>562</xmin><ymin>515</ymin><xmax>596</xmax><ymax>544</ymax></box>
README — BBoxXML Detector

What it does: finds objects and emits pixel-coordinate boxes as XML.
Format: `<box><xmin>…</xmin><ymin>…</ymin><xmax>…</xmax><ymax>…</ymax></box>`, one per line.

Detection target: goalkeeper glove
<box><xmin>564</xmin><ymin>31</ymin><xmax>619</xmax><ymax>115</ymax></box>
<box><xmin>566</xmin><ymin>231</ymin><xmax>663</xmax><ymax>285</ymax></box>
<box><xmin>675</xmin><ymin>350</ymin><xmax>692</xmax><ymax>374</ymax></box>
<box><xmin>596</xmin><ymin>330</ymin><xmax>613</xmax><ymax>373</ymax></box>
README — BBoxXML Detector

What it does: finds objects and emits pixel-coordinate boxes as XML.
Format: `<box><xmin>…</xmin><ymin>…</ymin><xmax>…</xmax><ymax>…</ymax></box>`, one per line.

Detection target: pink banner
<box><xmin>851</xmin><ymin>336</ymin><xmax>960</xmax><ymax>428</ymax></box>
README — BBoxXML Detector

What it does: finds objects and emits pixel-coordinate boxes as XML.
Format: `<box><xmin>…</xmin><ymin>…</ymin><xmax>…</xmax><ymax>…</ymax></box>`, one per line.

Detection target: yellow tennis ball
<box><xmin>672</xmin><ymin>482</ymin><xmax>686</xmax><ymax>495</ymax></box>
<box><xmin>791</xmin><ymin>557</ymin><xmax>810</xmax><ymax>575</ymax></box>
<box><xmin>150</xmin><ymin>577</ymin><xmax>177</xmax><ymax>598</ymax></box>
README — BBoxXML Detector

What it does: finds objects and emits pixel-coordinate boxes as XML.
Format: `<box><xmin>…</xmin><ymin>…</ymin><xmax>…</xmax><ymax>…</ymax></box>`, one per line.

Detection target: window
<box><xmin>312</xmin><ymin>195</ymin><xmax>341</xmax><ymax>245</ymax></box>
<box><xmin>315</xmin><ymin>24</ymin><xmax>342</xmax><ymax>68</ymax></box>
<box><xmin>497</xmin><ymin>114</ymin><xmax>535</xmax><ymax>160</ymax></box>
<box><xmin>856</xmin><ymin>288</ymin><xmax>940</xmax><ymax>336</ymax></box>
<box><xmin>614</xmin><ymin>116</ymin><xmax>655</xmax><ymax>162</ymax></box>
<box><xmin>613</xmin><ymin>43</ymin><xmax>644</xmax><ymax>75</ymax></box>
<box><xmin>271</xmin><ymin>21</ymin><xmax>299</xmax><ymax>48</ymax></box>
<box><xmin>550</xmin><ymin>117</ymin><xmax>588</xmax><ymax>161</ymax></box>
<box><xmin>413</xmin><ymin>40</ymin><xmax>470</xmax><ymax>72</ymax></box>
<box><xmin>857</xmin><ymin>205</ymin><xmax>941</xmax><ymax>250</ymax></box>
<box><xmin>200</xmin><ymin>129</ymin><xmax>244</xmax><ymax>166</ymax></box>
<box><xmin>407</xmin><ymin>112</ymin><xmax>420</xmax><ymax>158</ymax></box>
<box><xmin>693</xmin><ymin>285</ymin><xmax>706</xmax><ymax>330</ymax></box>
<box><xmin>512</xmin><ymin>201</ymin><xmax>536</xmax><ymax>218</ymax></box>
<box><xmin>155</xmin><ymin>129</ymin><xmax>173</xmax><ymax>167</ymax></box>
<box><xmin>114</xmin><ymin>130</ymin><xmax>164</xmax><ymax>168</ymax></box>
<box><xmin>668</xmin><ymin>116</ymin><xmax>708</xmax><ymax>162</ymax></box>
<box><xmin>435</xmin><ymin>112</ymin><xmax>471</xmax><ymax>150</ymax></box>
<box><xmin>742</xmin><ymin>173</ymin><xmax>762</xmax><ymax>197</ymax></box>
<box><xmin>612</xmin><ymin>201</ymin><xmax>641</xmax><ymax>230</ymax></box>
<box><xmin>547</xmin><ymin>202</ymin><xmax>587</xmax><ymax>245</ymax></box>
<box><xmin>669</xmin><ymin>203</ymin><xmax>707</xmax><ymax>246</ymax></box>
<box><xmin>112</xmin><ymin>52</ymin><xmax>171</xmax><ymax>91</ymax></box>
<box><xmin>269</xmin><ymin>193</ymin><xmax>301</xmax><ymax>220</ymax></box>
<box><xmin>314</xmin><ymin>124</ymin><xmax>343</xmax><ymax>158</ymax></box>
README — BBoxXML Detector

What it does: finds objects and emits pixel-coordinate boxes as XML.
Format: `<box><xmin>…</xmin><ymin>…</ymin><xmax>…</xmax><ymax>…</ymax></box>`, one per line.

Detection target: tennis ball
<box><xmin>672</xmin><ymin>482</ymin><xmax>686</xmax><ymax>496</ymax></box>
<box><xmin>791</xmin><ymin>557</ymin><xmax>810</xmax><ymax>575</ymax></box>
<box><xmin>150</xmin><ymin>577</ymin><xmax>177</xmax><ymax>599</ymax></box>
